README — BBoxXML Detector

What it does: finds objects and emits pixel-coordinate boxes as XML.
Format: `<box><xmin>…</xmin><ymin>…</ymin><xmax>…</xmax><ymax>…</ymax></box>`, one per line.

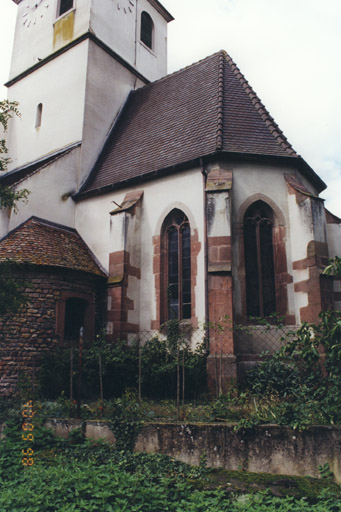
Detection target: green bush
<box><xmin>108</xmin><ymin>391</ymin><xmax>146</xmax><ymax>451</ymax></box>
<box><xmin>244</xmin><ymin>310</ymin><xmax>341</xmax><ymax>429</ymax></box>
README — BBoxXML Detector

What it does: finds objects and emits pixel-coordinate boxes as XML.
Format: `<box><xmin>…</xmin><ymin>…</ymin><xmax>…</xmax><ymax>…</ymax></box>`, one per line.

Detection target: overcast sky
<box><xmin>0</xmin><ymin>0</ymin><xmax>340</xmax><ymax>215</ymax></box>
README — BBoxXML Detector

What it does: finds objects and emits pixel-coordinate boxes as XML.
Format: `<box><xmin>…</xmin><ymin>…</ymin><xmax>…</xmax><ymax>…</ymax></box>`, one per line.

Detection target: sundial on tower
<box><xmin>116</xmin><ymin>0</ymin><xmax>135</xmax><ymax>14</ymax></box>
<box><xmin>22</xmin><ymin>0</ymin><xmax>49</xmax><ymax>28</ymax></box>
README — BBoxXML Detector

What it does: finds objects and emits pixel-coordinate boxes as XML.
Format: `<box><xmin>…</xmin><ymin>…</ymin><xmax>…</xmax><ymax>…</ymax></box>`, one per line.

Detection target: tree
<box><xmin>0</xmin><ymin>99</ymin><xmax>30</xmax><ymax>316</ymax></box>
<box><xmin>0</xmin><ymin>100</ymin><xmax>29</xmax><ymax>210</ymax></box>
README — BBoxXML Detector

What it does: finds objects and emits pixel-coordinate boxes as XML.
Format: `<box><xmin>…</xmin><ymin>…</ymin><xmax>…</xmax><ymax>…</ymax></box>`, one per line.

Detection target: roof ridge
<box><xmin>29</xmin><ymin>216</ymin><xmax>78</xmax><ymax>234</ymax></box>
<box><xmin>223</xmin><ymin>52</ymin><xmax>298</xmax><ymax>157</ymax></box>
<box><xmin>0</xmin><ymin>216</ymin><xmax>77</xmax><ymax>244</ymax></box>
<box><xmin>216</xmin><ymin>52</ymin><xmax>225</xmax><ymax>151</ymax></box>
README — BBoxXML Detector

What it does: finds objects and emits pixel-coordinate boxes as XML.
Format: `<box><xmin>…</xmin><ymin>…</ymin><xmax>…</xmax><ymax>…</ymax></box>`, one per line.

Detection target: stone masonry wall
<box><xmin>0</xmin><ymin>266</ymin><xmax>105</xmax><ymax>395</ymax></box>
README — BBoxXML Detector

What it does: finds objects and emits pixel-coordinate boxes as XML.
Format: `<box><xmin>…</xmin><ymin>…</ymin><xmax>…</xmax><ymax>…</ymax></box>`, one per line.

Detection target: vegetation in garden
<box><xmin>37</xmin><ymin>333</ymin><xmax>207</xmax><ymax>402</ymax></box>
<box><xmin>31</xmin><ymin>299</ymin><xmax>341</xmax><ymax>432</ymax></box>
<box><xmin>242</xmin><ymin>309</ymin><xmax>341</xmax><ymax>430</ymax></box>
<box><xmin>0</xmin><ymin>413</ymin><xmax>340</xmax><ymax>512</ymax></box>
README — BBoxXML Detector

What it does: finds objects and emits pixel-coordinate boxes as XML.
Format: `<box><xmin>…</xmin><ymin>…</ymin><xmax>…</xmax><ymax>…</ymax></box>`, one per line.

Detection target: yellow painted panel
<box><xmin>53</xmin><ymin>11</ymin><xmax>75</xmax><ymax>48</ymax></box>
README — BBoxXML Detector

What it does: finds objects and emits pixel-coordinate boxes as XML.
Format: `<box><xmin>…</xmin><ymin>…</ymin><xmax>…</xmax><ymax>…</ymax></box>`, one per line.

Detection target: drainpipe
<box><xmin>201</xmin><ymin>159</ymin><xmax>209</xmax><ymax>351</ymax></box>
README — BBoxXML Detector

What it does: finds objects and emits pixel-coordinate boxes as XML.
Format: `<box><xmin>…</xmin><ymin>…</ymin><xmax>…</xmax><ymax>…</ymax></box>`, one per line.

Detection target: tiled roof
<box><xmin>79</xmin><ymin>50</ymin><xmax>312</xmax><ymax>197</ymax></box>
<box><xmin>0</xmin><ymin>143</ymin><xmax>81</xmax><ymax>187</ymax></box>
<box><xmin>0</xmin><ymin>217</ymin><xmax>106</xmax><ymax>277</ymax></box>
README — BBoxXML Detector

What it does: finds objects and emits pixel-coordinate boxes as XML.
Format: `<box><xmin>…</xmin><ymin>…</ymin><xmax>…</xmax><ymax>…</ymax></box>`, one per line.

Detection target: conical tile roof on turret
<box><xmin>77</xmin><ymin>51</ymin><xmax>325</xmax><ymax>198</ymax></box>
<box><xmin>0</xmin><ymin>217</ymin><xmax>106</xmax><ymax>277</ymax></box>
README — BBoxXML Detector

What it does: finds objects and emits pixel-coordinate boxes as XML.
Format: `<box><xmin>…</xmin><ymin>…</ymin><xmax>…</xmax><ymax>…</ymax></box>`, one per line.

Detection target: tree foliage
<box><xmin>0</xmin><ymin>261</ymin><xmax>29</xmax><ymax>317</ymax></box>
<box><xmin>0</xmin><ymin>99</ymin><xmax>29</xmax><ymax>211</ymax></box>
<box><xmin>0</xmin><ymin>100</ymin><xmax>30</xmax><ymax>317</ymax></box>
<box><xmin>323</xmin><ymin>256</ymin><xmax>341</xmax><ymax>278</ymax></box>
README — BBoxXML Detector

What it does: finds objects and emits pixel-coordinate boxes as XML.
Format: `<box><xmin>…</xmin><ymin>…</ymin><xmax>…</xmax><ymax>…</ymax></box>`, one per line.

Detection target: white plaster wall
<box><xmin>286</xmin><ymin>195</ymin><xmax>316</xmax><ymax>321</ymax></box>
<box><xmin>79</xmin><ymin>41</ymin><xmax>145</xmax><ymax>186</ymax></box>
<box><xmin>4</xmin><ymin>147</ymin><xmax>79</xmax><ymax>236</ymax></box>
<box><xmin>287</xmin><ymin>194</ymin><xmax>313</xmax><ymax>261</ymax></box>
<box><xmin>207</xmin><ymin>192</ymin><xmax>231</xmax><ymax>238</ymax></box>
<box><xmin>109</xmin><ymin>213</ymin><xmax>126</xmax><ymax>254</ymax></box>
<box><xmin>296</xmin><ymin>170</ymin><xmax>322</xmax><ymax>199</ymax></box>
<box><xmin>6</xmin><ymin>42</ymin><xmax>88</xmax><ymax>171</ymax></box>
<box><xmin>75</xmin><ymin>167</ymin><xmax>205</xmax><ymax>331</ymax></box>
<box><xmin>311</xmin><ymin>199</ymin><xmax>327</xmax><ymax>244</ymax></box>
<box><xmin>10</xmin><ymin>0</ymin><xmax>91</xmax><ymax>79</ymax></box>
<box><xmin>0</xmin><ymin>209</ymin><xmax>11</xmax><ymax>241</ymax></box>
<box><xmin>326</xmin><ymin>223</ymin><xmax>341</xmax><ymax>258</ymax></box>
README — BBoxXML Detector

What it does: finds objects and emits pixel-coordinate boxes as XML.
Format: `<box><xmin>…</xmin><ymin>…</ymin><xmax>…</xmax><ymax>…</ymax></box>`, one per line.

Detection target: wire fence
<box><xmin>34</xmin><ymin>321</ymin><xmax>299</xmax><ymax>412</ymax></box>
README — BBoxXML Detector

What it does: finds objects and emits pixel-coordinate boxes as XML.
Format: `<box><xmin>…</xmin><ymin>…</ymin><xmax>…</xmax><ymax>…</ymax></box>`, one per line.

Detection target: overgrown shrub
<box><xmin>244</xmin><ymin>310</ymin><xmax>341</xmax><ymax>429</ymax></box>
<box><xmin>108</xmin><ymin>391</ymin><xmax>146</xmax><ymax>451</ymax></box>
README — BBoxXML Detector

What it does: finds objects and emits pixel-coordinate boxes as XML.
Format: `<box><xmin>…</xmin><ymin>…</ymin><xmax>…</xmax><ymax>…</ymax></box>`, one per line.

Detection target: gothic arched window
<box><xmin>244</xmin><ymin>201</ymin><xmax>276</xmax><ymax>318</ymax></box>
<box><xmin>140</xmin><ymin>11</ymin><xmax>154</xmax><ymax>49</ymax></box>
<box><xmin>162</xmin><ymin>209</ymin><xmax>191</xmax><ymax>321</ymax></box>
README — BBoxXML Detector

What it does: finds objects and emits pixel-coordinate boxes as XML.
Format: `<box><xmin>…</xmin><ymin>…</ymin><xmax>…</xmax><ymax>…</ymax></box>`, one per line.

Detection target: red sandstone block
<box><xmin>208</xmin><ymin>246</ymin><xmax>218</xmax><ymax>262</ymax></box>
<box><xmin>107</xmin><ymin>310</ymin><xmax>122</xmax><ymax>322</ymax></box>
<box><xmin>153</xmin><ymin>254</ymin><xmax>161</xmax><ymax>273</ymax></box>
<box><xmin>208</xmin><ymin>276</ymin><xmax>223</xmax><ymax>290</ymax></box>
<box><xmin>151</xmin><ymin>320</ymin><xmax>160</xmax><ymax>330</ymax></box>
<box><xmin>123</xmin><ymin>297</ymin><xmax>134</xmax><ymax>310</ymax></box>
<box><xmin>218</xmin><ymin>246</ymin><xmax>231</xmax><ymax>262</ymax></box>
<box><xmin>208</xmin><ymin>236</ymin><xmax>230</xmax><ymax>247</ymax></box>
<box><xmin>109</xmin><ymin>263</ymin><xmax>125</xmax><ymax>276</ymax></box>
<box><xmin>154</xmin><ymin>273</ymin><xmax>161</xmax><ymax>289</ymax></box>
<box><xmin>127</xmin><ymin>264</ymin><xmax>141</xmax><ymax>279</ymax></box>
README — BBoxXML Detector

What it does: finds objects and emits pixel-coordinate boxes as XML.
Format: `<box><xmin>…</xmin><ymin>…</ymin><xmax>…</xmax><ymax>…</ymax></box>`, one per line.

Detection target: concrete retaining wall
<box><xmin>41</xmin><ymin>420</ymin><xmax>341</xmax><ymax>483</ymax></box>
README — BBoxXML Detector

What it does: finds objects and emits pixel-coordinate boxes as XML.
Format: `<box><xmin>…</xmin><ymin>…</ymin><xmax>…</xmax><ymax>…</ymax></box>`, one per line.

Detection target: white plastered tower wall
<box><xmin>4</xmin><ymin>0</ymin><xmax>170</xmax><ymax>190</ymax></box>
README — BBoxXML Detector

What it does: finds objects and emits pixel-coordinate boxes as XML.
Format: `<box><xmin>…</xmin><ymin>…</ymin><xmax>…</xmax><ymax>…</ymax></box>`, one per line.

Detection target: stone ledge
<box><xmin>2</xmin><ymin>419</ymin><xmax>339</xmax><ymax>483</ymax></box>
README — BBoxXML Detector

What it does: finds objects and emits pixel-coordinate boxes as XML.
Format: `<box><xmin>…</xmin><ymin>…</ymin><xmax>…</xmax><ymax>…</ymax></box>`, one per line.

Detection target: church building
<box><xmin>0</xmin><ymin>0</ymin><xmax>340</xmax><ymax>394</ymax></box>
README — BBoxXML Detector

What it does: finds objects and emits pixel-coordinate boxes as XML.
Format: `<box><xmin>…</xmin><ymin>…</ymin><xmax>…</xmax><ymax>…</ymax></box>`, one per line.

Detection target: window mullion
<box><xmin>255</xmin><ymin>220</ymin><xmax>264</xmax><ymax>317</ymax></box>
<box><xmin>178</xmin><ymin>226</ymin><xmax>183</xmax><ymax>320</ymax></box>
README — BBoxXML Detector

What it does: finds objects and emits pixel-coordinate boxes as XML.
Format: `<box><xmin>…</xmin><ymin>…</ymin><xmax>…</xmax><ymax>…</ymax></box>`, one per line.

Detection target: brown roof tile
<box><xmin>79</xmin><ymin>51</ymin><xmax>323</xmax><ymax>197</ymax></box>
<box><xmin>0</xmin><ymin>217</ymin><xmax>106</xmax><ymax>277</ymax></box>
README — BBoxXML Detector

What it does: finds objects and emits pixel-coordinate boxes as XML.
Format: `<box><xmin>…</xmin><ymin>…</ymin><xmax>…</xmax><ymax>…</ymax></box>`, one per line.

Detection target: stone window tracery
<box><xmin>162</xmin><ymin>209</ymin><xmax>191</xmax><ymax>321</ymax></box>
<box><xmin>244</xmin><ymin>200</ymin><xmax>276</xmax><ymax>318</ymax></box>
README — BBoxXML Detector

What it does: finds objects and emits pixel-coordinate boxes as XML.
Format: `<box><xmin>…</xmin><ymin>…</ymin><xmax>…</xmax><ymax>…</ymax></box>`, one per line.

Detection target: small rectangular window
<box><xmin>59</xmin><ymin>0</ymin><xmax>74</xmax><ymax>16</ymax></box>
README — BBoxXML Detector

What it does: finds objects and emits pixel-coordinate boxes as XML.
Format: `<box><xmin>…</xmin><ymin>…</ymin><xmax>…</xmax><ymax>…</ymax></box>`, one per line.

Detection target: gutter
<box><xmin>74</xmin><ymin>151</ymin><xmax>326</xmax><ymax>202</ymax></box>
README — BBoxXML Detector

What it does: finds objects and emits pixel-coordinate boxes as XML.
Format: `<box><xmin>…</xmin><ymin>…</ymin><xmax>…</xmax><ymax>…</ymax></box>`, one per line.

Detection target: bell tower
<box><xmin>5</xmin><ymin>0</ymin><xmax>173</xmax><ymax>184</ymax></box>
